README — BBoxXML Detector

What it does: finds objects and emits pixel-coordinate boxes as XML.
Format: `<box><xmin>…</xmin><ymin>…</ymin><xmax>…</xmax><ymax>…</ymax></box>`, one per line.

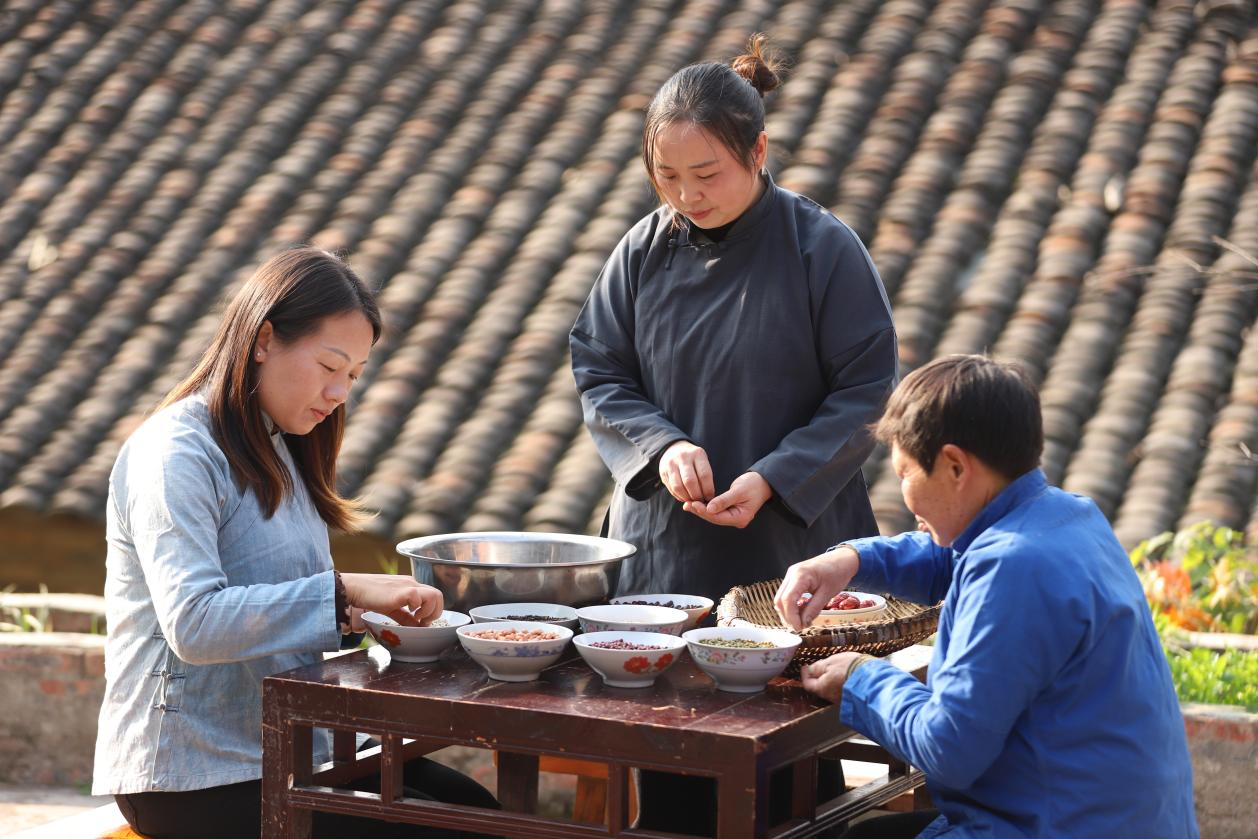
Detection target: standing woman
<box><xmin>570</xmin><ymin>36</ymin><xmax>897</xmax><ymax>834</ymax></box>
<box><xmin>571</xmin><ymin>36</ymin><xmax>897</xmax><ymax>607</ymax></box>
<box><xmin>92</xmin><ymin>248</ymin><xmax>497</xmax><ymax>838</ymax></box>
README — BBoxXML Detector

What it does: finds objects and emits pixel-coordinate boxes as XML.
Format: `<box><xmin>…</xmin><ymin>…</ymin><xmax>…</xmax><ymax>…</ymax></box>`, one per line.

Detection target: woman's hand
<box><xmin>682</xmin><ymin>471</ymin><xmax>772</xmax><ymax>528</ymax></box>
<box><xmin>340</xmin><ymin>573</ymin><xmax>443</xmax><ymax>628</ymax></box>
<box><xmin>659</xmin><ymin>440</ymin><xmax>716</xmax><ymax>503</ymax></box>
<box><xmin>800</xmin><ymin>652</ymin><xmax>864</xmax><ymax>704</ymax></box>
<box><xmin>773</xmin><ymin>547</ymin><xmax>860</xmax><ymax>631</ymax></box>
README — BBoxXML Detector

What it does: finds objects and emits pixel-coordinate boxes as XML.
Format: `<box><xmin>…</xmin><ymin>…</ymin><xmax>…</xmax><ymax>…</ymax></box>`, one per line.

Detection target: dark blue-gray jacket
<box><xmin>571</xmin><ymin>175</ymin><xmax>897</xmax><ymax>603</ymax></box>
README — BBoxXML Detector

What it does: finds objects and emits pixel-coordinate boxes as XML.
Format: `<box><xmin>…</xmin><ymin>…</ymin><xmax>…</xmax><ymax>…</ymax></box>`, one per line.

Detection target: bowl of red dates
<box><xmin>812</xmin><ymin>591</ymin><xmax>887</xmax><ymax>626</ymax></box>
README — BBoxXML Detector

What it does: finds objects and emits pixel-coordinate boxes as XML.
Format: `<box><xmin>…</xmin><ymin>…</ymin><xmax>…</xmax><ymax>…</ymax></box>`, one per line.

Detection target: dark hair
<box><xmin>642</xmin><ymin>33</ymin><xmax>783</xmax><ymax>197</ymax></box>
<box><xmin>875</xmin><ymin>355</ymin><xmax>1043</xmax><ymax>480</ymax></box>
<box><xmin>161</xmin><ymin>247</ymin><xmax>382</xmax><ymax>531</ymax></box>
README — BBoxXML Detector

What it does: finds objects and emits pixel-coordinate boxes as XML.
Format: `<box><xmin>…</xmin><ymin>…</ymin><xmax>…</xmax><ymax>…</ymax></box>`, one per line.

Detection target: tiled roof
<box><xmin>0</xmin><ymin>0</ymin><xmax>1255</xmax><ymax>553</ymax></box>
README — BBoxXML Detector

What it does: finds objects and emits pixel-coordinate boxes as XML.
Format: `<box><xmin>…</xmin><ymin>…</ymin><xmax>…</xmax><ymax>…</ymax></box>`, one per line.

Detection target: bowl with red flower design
<box><xmin>575</xmin><ymin>604</ymin><xmax>688</xmax><ymax>636</ymax></box>
<box><xmin>468</xmin><ymin>602</ymin><xmax>579</xmax><ymax>631</ymax></box>
<box><xmin>456</xmin><ymin>620</ymin><xmax>573</xmax><ymax>682</ymax></box>
<box><xmin>682</xmin><ymin>626</ymin><xmax>801</xmax><ymax>693</ymax></box>
<box><xmin>609</xmin><ymin>594</ymin><xmax>714</xmax><ymax>630</ymax></box>
<box><xmin>573</xmin><ymin>631</ymin><xmax>687</xmax><ymax>688</ymax></box>
<box><xmin>361</xmin><ymin>609</ymin><xmax>470</xmax><ymax>663</ymax></box>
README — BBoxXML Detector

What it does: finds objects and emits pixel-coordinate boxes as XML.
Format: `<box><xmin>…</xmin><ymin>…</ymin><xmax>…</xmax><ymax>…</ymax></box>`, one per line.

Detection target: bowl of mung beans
<box><xmin>681</xmin><ymin>626</ymin><xmax>801</xmax><ymax>692</ymax></box>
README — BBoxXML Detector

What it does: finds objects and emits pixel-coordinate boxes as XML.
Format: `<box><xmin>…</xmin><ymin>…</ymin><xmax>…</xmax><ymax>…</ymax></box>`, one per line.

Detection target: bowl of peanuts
<box><xmin>681</xmin><ymin>626</ymin><xmax>801</xmax><ymax>693</ymax></box>
<box><xmin>573</xmin><ymin>631</ymin><xmax>688</xmax><ymax>688</ymax></box>
<box><xmin>456</xmin><ymin>620</ymin><xmax>573</xmax><ymax>682</ymax></box>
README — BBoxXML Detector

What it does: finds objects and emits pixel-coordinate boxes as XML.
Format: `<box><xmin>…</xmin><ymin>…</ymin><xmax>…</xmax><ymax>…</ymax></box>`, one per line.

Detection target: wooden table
<box><xmin>262</xmin><ymin>644</ymin><xmax>931</xmax><ymax>838</ymax></box>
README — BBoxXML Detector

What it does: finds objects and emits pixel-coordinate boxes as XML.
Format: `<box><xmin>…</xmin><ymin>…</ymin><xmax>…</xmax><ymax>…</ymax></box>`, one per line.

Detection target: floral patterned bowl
<box><xmin>456</xmin><ymin>620</ymin><xmax>573</xmax><ymax>682</ymax></box>
<box><xmin>573</xmin><ymin>631</ymin><xmax>687</xmax><ymax>688</ymax></box>
<box><xmin>361</xmin><ymin>609</ymin><xmax>470</xmax><ymax>663</ymax></box>
<box><xmin>609</xmin><ymin>594</ymin><xmax>714</xmax><ymax>630</ymax></box>
<box><xmin>575</xmin><ymin>604</ymin><xmax>688</xmax><ymax>636</ymax></box>
<box><xmin>682</xmin><ymin>626</ymin><xmax>801</xmax><ymax>693</ymax></box>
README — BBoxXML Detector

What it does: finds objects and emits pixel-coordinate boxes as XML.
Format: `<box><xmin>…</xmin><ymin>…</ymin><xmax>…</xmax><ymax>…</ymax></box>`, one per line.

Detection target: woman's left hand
<box><xmin>682</xmin><ymin>471</ymin><xmax>772</xmax><ymax>528</ymax></box>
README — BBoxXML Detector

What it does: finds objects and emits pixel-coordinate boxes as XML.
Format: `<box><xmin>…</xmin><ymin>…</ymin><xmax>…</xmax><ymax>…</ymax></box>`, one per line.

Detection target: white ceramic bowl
<box><xmin>576</xmin><ymin>604</ymin><xmax>688</xmax><ymax>636</ymax></box>
<box><xmin>468</xmin><ymin>602</ymin><xmax>579</xmax><ymax>631</ymax></box>
<box><xmin>682</xmin><ymin>626</ymin><xmax>802</xmax><ymax>693</ymax></box>
<box><xmin>609</xmin><ymin>594</ymin><xmax>714</xmax><ymax>630</ymax></box>
<box><xmin>361</xmin><ymin>610</ymin><xmax>470</xmax><ymax>662</ymax></box>
<box><xmin>811</xmin><ymin>592</ymin><xmax>888</xmax><ymax>626</ymax></box>
<box><xmin>456</xmin><ymin>620</ymin><xmax>572</xmax><ymax>682</ymax></box>
<box><xmin>573</xmin><ymin>631</ymin><xmax>687</xmax><ymax>688</ymax></box>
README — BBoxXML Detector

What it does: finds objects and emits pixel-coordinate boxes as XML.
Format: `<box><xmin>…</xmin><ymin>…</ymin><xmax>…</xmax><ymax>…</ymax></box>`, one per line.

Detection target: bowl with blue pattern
<box><xmin>456</xmin><ymin>620</ymin><xmax>573</xmax><ymax>682</ymax></box>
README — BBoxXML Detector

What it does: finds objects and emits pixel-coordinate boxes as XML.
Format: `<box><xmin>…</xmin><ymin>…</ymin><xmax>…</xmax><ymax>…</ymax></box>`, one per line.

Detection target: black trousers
<box><xmin>635</xmin><ymin>758</ymin><xmax>846</xmax><ymax>837</ymax></box>
<box><xmin>115</xmin><ymin>755</ymin><xmax>501</xmax><ymax>839</ymax></box>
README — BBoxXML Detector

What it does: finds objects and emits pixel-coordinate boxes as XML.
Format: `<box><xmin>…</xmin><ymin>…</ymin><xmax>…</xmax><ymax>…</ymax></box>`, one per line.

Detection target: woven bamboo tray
<box><xmin>717</xmin><ymin>579</ymin><xmax>940</xmax><ymax>674</ymax></box>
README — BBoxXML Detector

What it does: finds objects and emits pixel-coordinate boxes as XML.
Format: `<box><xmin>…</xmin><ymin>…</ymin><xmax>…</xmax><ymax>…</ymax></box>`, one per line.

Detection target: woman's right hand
<box><xmin>659</xmin><ymin>440</ymin><xmax>716</xmax><ymax>503</ymax></box>
<box><xmin>340</xmin><ymin>573</ymin><xmax>444</xmax><ymax>628</ymax></box>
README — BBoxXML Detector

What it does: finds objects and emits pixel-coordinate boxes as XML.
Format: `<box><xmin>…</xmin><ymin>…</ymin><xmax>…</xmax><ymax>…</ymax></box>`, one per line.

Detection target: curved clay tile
<box><xmin>1059</xmin><ymin>15</ymin><xmax>1257</xmax><ymax>519</ymax></box>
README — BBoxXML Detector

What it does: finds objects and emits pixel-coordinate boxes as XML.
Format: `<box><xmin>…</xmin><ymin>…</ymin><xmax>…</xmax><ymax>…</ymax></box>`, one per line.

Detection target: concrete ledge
<box><xmin>1183</xmin><ymin>702</ymin><xmax>1258</xmax><ymax>839</ymax></box>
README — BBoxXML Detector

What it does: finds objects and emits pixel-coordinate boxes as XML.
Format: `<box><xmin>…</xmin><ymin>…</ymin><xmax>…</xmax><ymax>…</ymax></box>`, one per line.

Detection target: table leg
<box><xmin>380</xmin><ymin>734</ymin><xmax>404</xmax><ymax>803</ymax></box>
<box><xmin>497</xmin><ymin>751</ymin><xmax>540</xmax><ymax>813</ymax></box>
<box><xmin>791</xmin><ymin>755</ymin><xmax>818</xmax><ymax>822</ymax></box>
<box><xmin>717</xmin><ymin>760</ymin><xmax>766</xmax><ymax>839</ymax></box>
<box><xmin>262</xmin><ymin>687</ymin><xmax>313</xmax><ymax>839</ymax></box>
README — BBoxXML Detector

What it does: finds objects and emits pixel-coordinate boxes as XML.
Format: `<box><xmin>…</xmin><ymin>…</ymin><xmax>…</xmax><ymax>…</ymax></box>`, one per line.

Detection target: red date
<box><xmin>824</xmin><ymin>592</ymin><xmax>876</xmax><ymax>610</ymax></box>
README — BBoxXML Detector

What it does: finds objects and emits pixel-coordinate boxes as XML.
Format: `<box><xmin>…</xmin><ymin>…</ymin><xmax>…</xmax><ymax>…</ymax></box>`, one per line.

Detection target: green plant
<box><xmin>1164</xmin><ymin>645</ymin><xmax>1258</xmax><ymax>712</ymax></box>
<box><xmin>0</xmin><ymin>583</ymin><xmax>52</xmax><ymax>633</ymax></box>
<box><xmin>1131</xmin><ymin>523</ymin><xmax>1258</xmax><ymax>634</ymax></box>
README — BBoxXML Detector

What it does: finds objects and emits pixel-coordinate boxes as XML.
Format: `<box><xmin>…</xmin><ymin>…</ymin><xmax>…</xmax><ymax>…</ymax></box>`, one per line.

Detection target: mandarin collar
<box><xmin>949</xmin><ymin>468</ymin><xmax>1049</xmax><ymax>555</ymax></box>
<box><xmin>677</xmin><ymin>170</ymin><xmax>778</xmax><ymax>248</ymax></box>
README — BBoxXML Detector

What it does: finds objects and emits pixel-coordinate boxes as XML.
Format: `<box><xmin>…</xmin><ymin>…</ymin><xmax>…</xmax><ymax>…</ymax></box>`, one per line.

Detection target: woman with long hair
<box><xmin>92</xmin><ymin>247</ymin><xmax>497</xmax><ymax>838</ymax></box>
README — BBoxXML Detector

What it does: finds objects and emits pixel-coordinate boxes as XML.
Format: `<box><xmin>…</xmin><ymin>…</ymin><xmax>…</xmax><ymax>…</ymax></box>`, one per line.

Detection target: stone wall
<box><xmin>0</xmin><ymin>633</ymin><xmax>104</xmax><ymax>786</ymax></box>
<box><xmin>1183</xmin><ymin>703</ymin><xmax>1258</xmax><ymax>839</ymax></box>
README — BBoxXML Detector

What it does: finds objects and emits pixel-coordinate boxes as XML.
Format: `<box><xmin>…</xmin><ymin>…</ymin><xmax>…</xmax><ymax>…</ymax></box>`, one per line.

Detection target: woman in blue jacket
<box><xmin>776</xmin><ymin>355</ymin><xmax>1198</xmax><ymax>838</ymax></box>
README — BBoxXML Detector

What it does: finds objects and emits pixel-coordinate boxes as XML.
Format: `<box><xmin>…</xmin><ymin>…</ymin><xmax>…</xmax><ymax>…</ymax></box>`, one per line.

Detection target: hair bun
<box><xmin>731</xmin><ymin>33</ymin><xmax>782</xmax><ymax>95</ymax></box>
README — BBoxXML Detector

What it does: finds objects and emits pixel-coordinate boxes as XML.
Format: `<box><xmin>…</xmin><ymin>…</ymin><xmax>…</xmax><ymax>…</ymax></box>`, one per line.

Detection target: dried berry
<box><xmin>589</xmin><ymin>640</ymin><xmax>666</xmax><ymax>650</ymax></box>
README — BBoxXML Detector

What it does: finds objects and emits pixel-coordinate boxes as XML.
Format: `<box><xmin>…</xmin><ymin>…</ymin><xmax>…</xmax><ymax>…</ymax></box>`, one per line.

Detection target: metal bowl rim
<box><xmin>396</xmin><ymin>531</ymin><xmax>637</xmax><ymax>568</ymax></box>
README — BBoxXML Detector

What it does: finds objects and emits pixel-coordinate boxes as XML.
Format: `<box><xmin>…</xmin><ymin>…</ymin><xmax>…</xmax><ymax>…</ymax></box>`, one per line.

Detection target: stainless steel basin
<box><xmin>396</xmin><ymin>532</ymin><xmax>637</xmax><ymax>612</ymax></box>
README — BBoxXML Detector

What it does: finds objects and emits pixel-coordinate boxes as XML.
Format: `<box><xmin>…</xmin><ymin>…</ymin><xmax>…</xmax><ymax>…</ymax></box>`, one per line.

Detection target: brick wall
<box><xmin>0</xmin><ymin>633</ymin><xmax>104</xmax><ymax>786</ymax></box>
<box><xmin>1183</xmin><ymin>703</ymin><xmax>1258</xmax><ymax>839</ymax></box>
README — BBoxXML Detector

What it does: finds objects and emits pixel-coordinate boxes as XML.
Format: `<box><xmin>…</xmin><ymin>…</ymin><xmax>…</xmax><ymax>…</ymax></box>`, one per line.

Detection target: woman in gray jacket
<box><xmin>93</xmin><ymin>247</ymin><xmax>495</xmax><ymax>837</ymax></box>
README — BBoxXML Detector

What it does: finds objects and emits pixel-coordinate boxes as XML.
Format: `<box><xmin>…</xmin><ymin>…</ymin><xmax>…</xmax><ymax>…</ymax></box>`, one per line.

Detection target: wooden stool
<box><xmin>4</xmin><ymin>802</ymin><xmax>147</xmax><ymax>838</ymax></box>
<box><xmin>493</xmin><ymin>752</ymin><xmax>638</xmax><ymax>824</ymax></box>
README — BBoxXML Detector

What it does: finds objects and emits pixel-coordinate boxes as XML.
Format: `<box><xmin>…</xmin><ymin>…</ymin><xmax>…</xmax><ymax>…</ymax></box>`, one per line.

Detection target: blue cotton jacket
<box><xmin>841</xmin><ymin>469</ymin><xmax>1198</xmax><ymax>838</ymax></box>
<box><xmin>93</xmin><ymin>394</ymin><xmax>342</xmax><ymax>794</ymax></box>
